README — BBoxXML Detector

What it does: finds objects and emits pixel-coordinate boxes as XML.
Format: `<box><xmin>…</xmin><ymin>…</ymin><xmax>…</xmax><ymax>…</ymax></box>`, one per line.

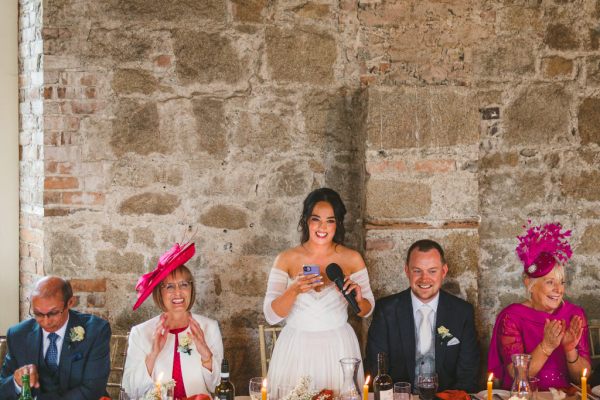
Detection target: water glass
<box><xmin>529</xmin><ymin>377</ymin><xmax>539</xmax><ymax>400</ymax></box>
<box><xmin>277</xmin><ymin>385</ymin><xmax>295</xmax><ymax>400</ymax></box>
<box><xmin>417</xmin><ymin>373</ymin><xmax>438</xmax><ymax>400</ymax></box>
<box><xmin>250</xmin><ymin>377</ymin><xmax>264</xmax><ymax>400</ymax></box>
<box><xmin>394</xmin><ymin>382</ymin><xmax>411</xmax><ymax>400</ymax></box>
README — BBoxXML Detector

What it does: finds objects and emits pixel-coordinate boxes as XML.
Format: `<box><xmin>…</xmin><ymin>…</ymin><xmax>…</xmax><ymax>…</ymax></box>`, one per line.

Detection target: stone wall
<box><xmin>18</xmin><ymin>0</ymin><xmax>600</xmax><ymax>393</ymax></box>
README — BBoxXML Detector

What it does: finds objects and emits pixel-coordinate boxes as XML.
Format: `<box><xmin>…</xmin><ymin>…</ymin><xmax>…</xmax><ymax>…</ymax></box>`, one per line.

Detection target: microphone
<box><xmin>326</xmin><ymin>263</ymin><xmax>361</xmax><ymax>314</ymax></box>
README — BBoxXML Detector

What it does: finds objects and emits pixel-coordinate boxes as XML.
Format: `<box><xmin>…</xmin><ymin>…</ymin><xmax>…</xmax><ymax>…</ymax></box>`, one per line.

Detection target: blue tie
<box><xmin>45</xmin><ymin>332</ymin><xmax>59</xmax><ymax>370</ymax></box>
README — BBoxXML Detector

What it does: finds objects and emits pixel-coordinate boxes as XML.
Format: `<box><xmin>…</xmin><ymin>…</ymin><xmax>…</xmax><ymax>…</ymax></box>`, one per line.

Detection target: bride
<box><xmin>263</xmin><ymin>187</ymin><xmax>374</xmax><ymax>396</ymax></box>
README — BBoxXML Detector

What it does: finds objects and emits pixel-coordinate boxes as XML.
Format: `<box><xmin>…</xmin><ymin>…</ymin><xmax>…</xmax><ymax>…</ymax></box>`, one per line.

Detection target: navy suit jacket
<box><xmin>0</xmin><ymin>310</ymin><xmax>111</xmax><ymax>400</ymax></box>
<box><xmin>366</xmin><ymin>289</ymin><xmax>480</xmax><ymax>393</ymax></box>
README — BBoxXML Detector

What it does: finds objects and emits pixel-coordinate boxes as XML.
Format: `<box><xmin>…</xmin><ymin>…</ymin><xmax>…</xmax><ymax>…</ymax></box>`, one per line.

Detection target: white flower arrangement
<box><xmin>177</xmin><ymin>333</ymin><xmax>193</xmax><ymax>355</ymax></box>
<box><xmin>437</xmin><ymin>326</ymin><xmax>452</xmax><ymax>339</ymax></box>
<box><xmin>281</xmin><ymin>376</ymin><xmax>318</xmax><ymax>400</ymax></box>
<box><xmin>69</xmin><ymin>326</ymin><xmax>85</xmax><ymax>342</ymax></box>
<box><xmin>143</xmin><ymin>379</ymin><xmax>176</xmax><ymax>400</ymax></box>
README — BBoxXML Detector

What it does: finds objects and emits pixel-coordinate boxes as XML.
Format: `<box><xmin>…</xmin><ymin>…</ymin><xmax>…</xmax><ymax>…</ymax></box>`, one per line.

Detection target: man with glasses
<box><xmin>0</xmin><ymin>276</ymin><xmax>111</xmax><ymax>399</ymax></box>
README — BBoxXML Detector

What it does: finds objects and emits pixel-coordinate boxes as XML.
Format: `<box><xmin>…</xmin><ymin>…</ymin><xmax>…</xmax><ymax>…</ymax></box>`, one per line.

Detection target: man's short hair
<box><xmin>32</xmin><ymin>276</ymin><xmax>74</xmax><ymax>306</ymax></box>
<box><xmin>406</xmin><ymin>239</ymin><xmax>447</xmax><ymax>265</ymax></box>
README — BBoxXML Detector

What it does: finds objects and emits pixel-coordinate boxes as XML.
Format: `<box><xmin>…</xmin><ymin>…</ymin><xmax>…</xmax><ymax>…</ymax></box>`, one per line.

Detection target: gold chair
<box><xmin>106</xmin><ymin>333</ymin><xmax>129</xmax><ymax>399</ymax></box>
<box><xmin>589</xmin><ymin>320</ymin><xmax>600</xmax><ymax>360</ymax></box>
<box><xmin>0</xmin><ymin>336</ymin><xmax>7</xmax><ymax>365</ymax></box>
<box><xmin>258</xmin><ymin>324</ymin><xmax>282</xmax><ymax>377</ymax></box>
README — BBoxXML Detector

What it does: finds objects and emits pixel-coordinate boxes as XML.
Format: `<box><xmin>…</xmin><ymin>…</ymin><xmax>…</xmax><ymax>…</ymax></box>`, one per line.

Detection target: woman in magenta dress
<box><xmin>488</xmin><ymin>223</ymin><xmax>591</xmax><ymax>390</ymax></box>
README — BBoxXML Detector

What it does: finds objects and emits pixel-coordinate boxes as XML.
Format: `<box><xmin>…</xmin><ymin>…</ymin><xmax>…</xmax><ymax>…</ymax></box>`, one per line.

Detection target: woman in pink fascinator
<box><xmin>122</xmin><ymin>241</ymin><xmax>223</xmax><ymax>400</ymax></box>
<box><xmin>488</xmin><ymin>222</ymin><xmax>591</xmax><ymax>390</ymax></box>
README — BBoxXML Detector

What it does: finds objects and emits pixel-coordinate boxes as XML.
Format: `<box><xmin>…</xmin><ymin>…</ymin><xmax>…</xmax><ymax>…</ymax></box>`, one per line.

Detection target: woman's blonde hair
<box><xmin>525</xmin><ymin>264</ymin><xmax>566</xmax><ymax>298</ymax></box>
<box><xmin>152</xmin><ymin>264</ymin><xmax>196</xmax><ymax>312</ymax></box>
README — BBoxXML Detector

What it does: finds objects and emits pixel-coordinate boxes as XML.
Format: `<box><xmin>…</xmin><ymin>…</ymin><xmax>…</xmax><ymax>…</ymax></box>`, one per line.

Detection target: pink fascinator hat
<box><xmin>515</xmin><ymin>222</ymin><xmax>572</xmax><ymax>278</ymax></box>
<box><xmin>133</xmin><ymin>242</ymin><xmax>195</xmax><ymax>310</ymax></box>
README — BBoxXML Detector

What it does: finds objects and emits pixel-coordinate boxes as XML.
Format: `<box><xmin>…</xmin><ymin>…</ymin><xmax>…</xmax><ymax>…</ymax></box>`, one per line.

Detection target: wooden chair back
<box><xmin>106</xmin><ymin>333</ymin><xmax>129</xmax><ymax>399</ymax></box>
<box><xmin>258</xmin><ymin>324</ymin><xmax>282</xmax><ymax>377</ymax></box>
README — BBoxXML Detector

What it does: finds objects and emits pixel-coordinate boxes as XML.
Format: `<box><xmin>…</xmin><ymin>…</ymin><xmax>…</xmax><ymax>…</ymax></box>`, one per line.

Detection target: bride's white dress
<box><xmin>263</xmin><ymin>268</ymin><xmax>374</xmax><ymax>396</ymax></box>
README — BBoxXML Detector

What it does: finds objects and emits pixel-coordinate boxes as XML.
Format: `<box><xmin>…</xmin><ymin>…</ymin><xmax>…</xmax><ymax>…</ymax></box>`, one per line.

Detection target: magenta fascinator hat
<box><xmin>515</xmin><ymin>221</ymin><xmax>572</xmax><ymax>278</ymax></box>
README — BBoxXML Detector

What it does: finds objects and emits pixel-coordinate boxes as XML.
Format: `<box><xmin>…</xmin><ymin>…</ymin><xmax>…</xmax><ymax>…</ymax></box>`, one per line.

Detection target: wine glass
<box><xmin>250</xmin><ymin>377</ymin><xmax>264</xmax><ymax>400</ymax></box>
<box><xmin>417</xmin><ymin>373</ymin><xmax>438</xmax><ymax>400</ymax></box>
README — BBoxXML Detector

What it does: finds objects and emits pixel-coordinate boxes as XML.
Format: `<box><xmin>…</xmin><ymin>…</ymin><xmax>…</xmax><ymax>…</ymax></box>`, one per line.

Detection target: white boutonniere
<box><xmin>177</xmin><ymin>333</ymin><xmax>193</xmax><ymax>355</ymax></box>
<box><xmin>69</xmin><ymin>326</ymin><xmax>85</xmax><ymax>342</ymax></box>
<box><xmin>437</xmin><ymin>326</ymin><xmax>453</xmax><ymax>340</ymax></box>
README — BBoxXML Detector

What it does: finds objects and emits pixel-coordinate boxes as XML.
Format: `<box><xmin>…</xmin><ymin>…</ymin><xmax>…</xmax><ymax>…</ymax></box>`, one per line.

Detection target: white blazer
<box><xmin>122</xmin><ymin>313</ymin><xmax>223</xmax><ymax>399</ymax></box>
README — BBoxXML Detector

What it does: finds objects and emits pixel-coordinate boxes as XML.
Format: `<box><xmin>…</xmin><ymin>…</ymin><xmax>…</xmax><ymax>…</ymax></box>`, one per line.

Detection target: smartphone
<box><xmin>302</xmin><ymin>265</ymin><xmax>320</xmax><ymax>275</ymax></box>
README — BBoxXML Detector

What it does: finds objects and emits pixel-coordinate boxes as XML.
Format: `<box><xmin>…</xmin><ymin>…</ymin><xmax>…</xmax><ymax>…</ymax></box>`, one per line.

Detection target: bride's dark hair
<box><xmin>298</xmin><ymin>188</ymin><xmax>346</xmax><ymax>244</ymax></box>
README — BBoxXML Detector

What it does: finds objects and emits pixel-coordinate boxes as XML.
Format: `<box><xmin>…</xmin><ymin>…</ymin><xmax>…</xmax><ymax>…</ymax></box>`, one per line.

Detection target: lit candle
<box><xmin>156</xmin><ymin>372</ymin><xmax>164</xmax><ymax>397</ymax></box>
<box><xmin>262</xmin><ymin>378</ymin><xmax>267</xmax><ymax>400</ymax></box>
<box><xmin>364</xmin><ymin>375</ymin><xmax>370</xmax><ymax>400</ymax></box>
<box><xmin>487</xmin><ymin>373</ymin><xmax>493</xmax><ymax>400</ymax></box>
<box><xmin>582</xmin><ymin>368</ymin><xmax>588</xmax><ymax>400</ymax></box>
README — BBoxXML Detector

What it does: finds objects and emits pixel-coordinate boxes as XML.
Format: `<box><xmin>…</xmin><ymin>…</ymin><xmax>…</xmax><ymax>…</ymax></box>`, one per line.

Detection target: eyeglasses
<box><xmin>29</xmin><ymin>306</ymin><xmax>66</xmax><ymax>320</ymax></box>
<box><xmin>161</xmin><ymin>281</ymin><xmax>192</xmax><ymax>293</ymax></box>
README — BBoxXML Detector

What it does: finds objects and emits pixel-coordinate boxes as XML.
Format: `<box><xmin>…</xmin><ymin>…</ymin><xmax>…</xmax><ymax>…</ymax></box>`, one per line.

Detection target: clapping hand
<box><xmin>542</xmin><ymin>318</ymin><xmax>565</xmax><ymax>351</ymax></box>
<box><xmin>151</xmin><ymin>313</ymin><xmax>169</xmax><ymax>356</ymax></box>
<box><xmin>562</xmin><ymin>315</ymin><xmax>584</xmax><ymax>352</ymax></box>
<box><xmin>188</xmin><ymin>315</ymin><xmax>212</xmax><ymax>361</ymax></box>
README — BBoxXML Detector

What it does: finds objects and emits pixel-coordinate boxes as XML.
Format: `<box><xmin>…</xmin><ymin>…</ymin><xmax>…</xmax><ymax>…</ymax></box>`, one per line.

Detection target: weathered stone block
<box><xmin>242</xmin><ymin>234</ymin><xmax>292</xmax><ymax>256</ymax></box>
<box><xmin>111</xmin><ymin>69</ymin><xmax>158</xmax><ymax>95</ymax></box>
<box><xmin>542</xmin><ymin>56</ymin><xmax>574</xmax><ymax>78</ymax></box>
<box><xmin>111</xmin><ymin>99</ymin><xmax>165</xmax><ymax>157</ymax></box>
<box><xmin>192</xmin><ymin>98</ymin><xmax>227</xmax><ymax>157</ymax></box>
<box><xmin>133</xmin><ymin>227</ymin><xmax>155</xmax><ymax>247</ymax></box>
<box><xmin>110</xmin><ymin>0</ymin><xmax>226</xmax><ymax>22</ymax></box>
<box><xmin>544</xmin><ymin>23</ymin><xmax>579</xmax><ymax>50</ymax></box>
<box><xmin>366</xmin><ymin>87</ymin><xmax>479</xmax><ymax>149</ymax></box>
<box><xmin>366</xmin><ymin>180</ymin><xmax>431</xmax><ymax>218</ymax></box>
<box><xmin>561</xmin><ymin>171</ymin><xmax>600</xmax><ymax>201</ymax></box>
<box><xmin>234</xmin><ymin>112</ymin><xmax>291</xmax><ymax>153</ymax></box>
<box><xmin>586</xmin><ymin>56</ymin><xmax>600</xmax><ymax>86</ymax></box>
<box><xmin>443</xmin><ymin>232</ymin><xmax>479</xmax><ymax>277</ymax></box>
<box><xmin>578</xmin><ymin>97</ymin><xmax>600</xmax><ymax>146</ymax></box>
<box><xmin>101</xmin><ymin>227</ymin><xmax>128</xmax><ymax>249</ymax></box>
<box><xmin>48</xmin><ymin>232</ymin><xmax>83</xmax><ymax>275</ymax></box>
<box><xmin>231</xmin><ymin>0</ymin><xmax>268</xmax><ymax>22</ymax></box>
<box><xmin>480</xmin><ymin>172</ymin><xmax>546</xmax><ymax>210</ymax></box>
<box><xmin>199</xmin><ymin>205</ymin><xmax>249</xmax><ymax>230</ymax></box>
<box><xmin>96</xmin><ymin>249</ymin><xmax>145</xmax><ymax>273</ymax></box>
<box><xmin>86</xmin><ymin>29</ymin><xmax>153</xmax><ymax>63</ymax></box>
<box><xmin>118</xmin><ymin>192</ymin><xmax>180</xmax><ymax>215</ymax></box>
<box><xmin>268</xmin><ymin>161</ymin><xmax>312</xmax><ymax>197</ymax></box>
<box><xmin>504</xmin><ymin>85</ymin><xmax>571</xmax><ymax>146</ymax></box>
<box><xmin>111</xmin><ymin>158</ymin><xmax>184</xmax><ymax>188</ymax></box>
<box><xmin>70</xmin><ymin>278</ymin><xmax>107</xmax><ymax>292</ymax></box>
<box><xmin>266</xmin><ymin>27</ymin><xmax>336</xmax><ymax>84</ymax></box>
<box><xmin>578</xmin><ymin>224</ymin><xmax>600</xmax><ymax>254</ymax></box>
<box><xmin>173</xmin><ymin>30</ymin><xmax>242</xmax><ymax>84</ymax></box>
<box><xmin>87</xmin><ymin>293</ymin><xmax>106</xmax><ymax>307</ymax></box>
<box><xmin>473</xmin><ymin>38</ymin><xmax>535</xmax><ymax>79</ymax></box>
<box><xmin>480</xmin><ymin>152</ymin><xmax>519</xmax><ymax>170</ymax></box>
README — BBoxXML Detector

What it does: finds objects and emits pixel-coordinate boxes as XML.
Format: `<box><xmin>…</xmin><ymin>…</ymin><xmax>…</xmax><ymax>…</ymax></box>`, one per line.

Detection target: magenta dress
<box><xmin>488</xmin><ymin>301</ymin><xmax>590</xmax><ymax>390</ymax></box>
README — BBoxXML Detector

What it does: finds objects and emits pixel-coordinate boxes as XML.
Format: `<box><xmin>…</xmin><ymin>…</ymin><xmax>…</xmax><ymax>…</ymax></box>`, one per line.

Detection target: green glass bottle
<box><xmin>19</xmin><ymin>374</ymin><xmax>33</xmax><ymax>400</ymax></box>
<box><xmin>214</xmin><ymin>359</ymin><xmax>235</xmax><ymax>400</ymax></box>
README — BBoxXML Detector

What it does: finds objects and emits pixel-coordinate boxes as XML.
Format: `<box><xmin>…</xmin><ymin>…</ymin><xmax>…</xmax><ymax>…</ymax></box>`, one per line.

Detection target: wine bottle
<box><xmin>374</xmin><ymin>352</ymin><xmax>393</xmax><ymax>400</ymax></box>
<box><xmin>19</xmin><ymin>374</ymin><xmax>33</xmax><ymax>400</ymax></box>
<box><xmin>214</xmin><ymin>359</ymin><xmax>235</xmax><ymax>400</ymax></box>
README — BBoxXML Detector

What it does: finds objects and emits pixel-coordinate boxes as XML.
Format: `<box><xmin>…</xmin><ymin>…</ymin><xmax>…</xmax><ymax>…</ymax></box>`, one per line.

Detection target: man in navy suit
<box><xmin>0</xmin><ymin>276</ymin><xmax>111</xmax><ymax>399</ymax></box>
<box><xmin>366</xmin><ymin>240</ymin><xmax>480</xmax><ymax>393</ymax></box>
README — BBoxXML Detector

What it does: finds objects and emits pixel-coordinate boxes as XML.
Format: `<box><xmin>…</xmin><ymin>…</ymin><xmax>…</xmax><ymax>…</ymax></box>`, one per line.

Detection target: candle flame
<box><xmin>263</xmin><ymin>378</ymin><xmax>267</xmax><ymax>388</ymax></box>
<box><xmin>365</xmin><ymin>376</ymin><xmax>371</xmax><ymax>385</ymax></box>
<box><xmin>583</xmin><ymin>368</ymin><xmax>588</xmax><ymax>378</ymax></box>
<box><xmin>488</xmin><ymin>373</ymin><xmax>494</xmax><ymax>382</ymax></box>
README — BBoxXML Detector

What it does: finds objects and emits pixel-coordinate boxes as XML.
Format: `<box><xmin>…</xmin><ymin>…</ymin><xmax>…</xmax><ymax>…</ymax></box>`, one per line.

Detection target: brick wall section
<box><xmin>18</xmin><ymin>0</ymin><xmax>600</xmax><ymax>392</ymax></box>
<box><xmin>18</xmin><ymin>0</ymin><xmax>45</xmax><ymax>317</ymax></box>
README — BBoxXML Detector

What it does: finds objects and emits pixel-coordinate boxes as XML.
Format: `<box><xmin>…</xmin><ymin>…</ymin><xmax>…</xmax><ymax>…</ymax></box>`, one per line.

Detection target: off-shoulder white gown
<box><xmin>263</xmin><ymin>268</ymin><xmax>374</xmax><ymax>397</ymax></box>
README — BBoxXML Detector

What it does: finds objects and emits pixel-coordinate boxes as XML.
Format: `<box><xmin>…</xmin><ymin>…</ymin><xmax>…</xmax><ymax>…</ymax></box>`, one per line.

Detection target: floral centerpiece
<box><xmin>280</xmin><ymin>377</ymin><xmax>333</xmax><ymax>400</ymax></box>
<box><xmin>143</xmin><ymin>379</ymin><xmax>176</xmax><ymax>400</ymax></box>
